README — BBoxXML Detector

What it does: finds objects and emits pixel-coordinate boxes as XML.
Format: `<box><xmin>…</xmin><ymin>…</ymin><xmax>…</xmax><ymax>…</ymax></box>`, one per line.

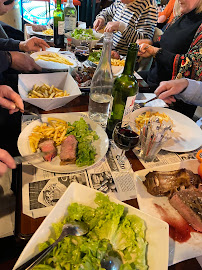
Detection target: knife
<box><xmin>14</xmin><ymin>152</ymin><xmax>46</xmax><ymax>165</ymax></box>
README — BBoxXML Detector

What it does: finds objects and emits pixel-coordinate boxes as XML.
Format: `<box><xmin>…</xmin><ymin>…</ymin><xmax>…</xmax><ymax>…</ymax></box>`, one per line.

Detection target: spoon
<box><xmin>101</xmin><ymin>250</ymin><xmax>123</xmax><ymax>270</ymax></box>
<box><xmin>15</xmin><ymin>221</ymin><xmax>89</xmax><ymax>270</ymax></box>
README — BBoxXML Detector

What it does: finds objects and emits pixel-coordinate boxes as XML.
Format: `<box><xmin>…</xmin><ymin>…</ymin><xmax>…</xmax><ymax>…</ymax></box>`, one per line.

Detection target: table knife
<box><xmin>14</xmin><ymin>152</ymin><xmax>46</xmax><ymax>165</ymax></box>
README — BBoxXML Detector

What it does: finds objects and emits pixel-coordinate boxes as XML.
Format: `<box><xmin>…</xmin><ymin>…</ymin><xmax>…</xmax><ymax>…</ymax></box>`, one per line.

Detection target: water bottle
<box><xmin>88</xmin><ymin>32</ymin><xmax>114</xmax><ymax>128</ymax></box>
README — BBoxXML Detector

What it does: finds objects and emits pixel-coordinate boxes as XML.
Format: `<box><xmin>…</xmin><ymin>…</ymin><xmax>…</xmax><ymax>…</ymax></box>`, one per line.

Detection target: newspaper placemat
<box><xmin>21</xmin><ymin>115</ymin><xmax>136</xmax><ymax>218</ymax></box>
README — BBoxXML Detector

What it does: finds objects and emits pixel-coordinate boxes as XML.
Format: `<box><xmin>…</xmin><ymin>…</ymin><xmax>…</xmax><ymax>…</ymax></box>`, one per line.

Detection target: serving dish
<box><xmin>13</xmin><ymin>182</ymin><xmax>169</xmax><ymax>270</ymax></box>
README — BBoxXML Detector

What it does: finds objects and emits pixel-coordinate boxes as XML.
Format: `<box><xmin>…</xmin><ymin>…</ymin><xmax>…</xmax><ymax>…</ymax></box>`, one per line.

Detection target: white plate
<box><xmin>130</xmin><ymin>107</ymin><xmax>202</xmax><ymax>152</ymax></box>
<box><xmin>13</xmin><ymin>182</ymin><xmax>169</xmax><ymax>270</ymax></box>
<box><xmin>17</xmin><ymin>113</ymin><xmax>109</xmax><ymax>173</ymax></box>
<box><xmin>26</xmin><ymin>25</ymin><xmax>53</xmax><ymax>37</ymax></box>
<box><xmin>134</xmin><ymin>159</ymin><xmax>202</xmax><ymax>266</ymax></box>
<box><xmin>31</xmin><ymin>51</ymin><xmax>77</xmax><ymax>71</ymax></box>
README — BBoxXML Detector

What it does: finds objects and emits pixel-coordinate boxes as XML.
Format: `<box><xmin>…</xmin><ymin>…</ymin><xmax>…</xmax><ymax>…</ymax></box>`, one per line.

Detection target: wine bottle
<box><xmin>88</xmin><ymin>32</ymin><xmax>114</xmax><ymax>128</ymax></box>
<box><xmin>106</xmin><ymin>43</ymin><xmax>139</xmax><ymax>138</ymax></box>
<box><xmin>64</xmin><ymin>0</ymin><xmax>77</xmax><ymax>34</ymax></box>
<box><xmin>53</xmin><ymin>0</ymin><xmax>64</xmax><ymax>48</ymax></box>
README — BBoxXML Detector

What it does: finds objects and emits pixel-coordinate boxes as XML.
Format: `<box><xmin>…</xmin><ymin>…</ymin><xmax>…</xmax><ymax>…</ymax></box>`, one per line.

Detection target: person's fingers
<box><xmin>0</xmin><ymin>161</ymin><xmax>8</xmax><ymax>177</ymax></box>
<box><xmin>33</xmin><ymin>61</ymin><xmax>42</xmax><ymax>72</ymax></box>
<box><xmin>0</xmin><ymin>149</ymin><xmax>16</xmax><ymax>170</ymax></box>
<box><xmin>0</xmin><ymin>85</ymin><xmax>24</xmax><ymax>111</ymax></box>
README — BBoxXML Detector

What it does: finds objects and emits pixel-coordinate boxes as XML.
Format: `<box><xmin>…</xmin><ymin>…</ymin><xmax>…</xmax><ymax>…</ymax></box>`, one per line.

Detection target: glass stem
<box><xmin>119</xmin><ymin>150</ymin><xmax>125</xmax><ymax>162</ymax></box>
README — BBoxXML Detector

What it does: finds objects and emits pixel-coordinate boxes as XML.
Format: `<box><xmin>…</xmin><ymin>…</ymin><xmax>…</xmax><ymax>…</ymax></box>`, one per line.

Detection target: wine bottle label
<box><xmin>65</xmin><ymin>16</ymin><xmax>76</xmax><ymax>32</ymax></box>
<box><xmin>58</xmin><ymin>21</ymin><xmax>64</xmax><ymax>35</ymax></box>
<box><xmin>122</xmin><ymin>95</ymin><xmax>136</xmax><ymax>128</ymax></box>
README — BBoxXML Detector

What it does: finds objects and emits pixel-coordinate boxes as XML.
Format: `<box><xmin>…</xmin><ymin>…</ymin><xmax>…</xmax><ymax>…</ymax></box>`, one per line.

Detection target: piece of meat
<box><xmin>143</xmin><ymin>169</ymin><xmax>201</xmax><ymax>197</ymax></box>
<box><xmin>32</xmin><ymin>24</ymin><xmax>47</xmax><ymax>32</ymax></box>
<box><xmin>60</xmin><ymin>135</ymin><xmax>78</xmax><ymax>165</ymax></box>
<box><xmin>38</xmin><ymin>138</ymin><xmax>57</xmax><ymax>162</ymax></box>
<box><xmin>111</xmin><ymin>50</ymin><xmax>120</xmax><ymax>59</ymax></box>
<box><xmin>170</xmin><ymin>187</ymin><xmax>202</xmax><ymax>232</ymax></box>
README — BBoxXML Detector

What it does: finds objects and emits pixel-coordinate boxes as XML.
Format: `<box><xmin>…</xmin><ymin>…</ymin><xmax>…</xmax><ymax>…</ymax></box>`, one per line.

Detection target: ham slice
<box><xmin>38</xmin><ymin>139</ymin><xmax>57</xmax><ymax>162</ymax></box>
<box><xmin>60</xmin><ymin>135</ymin><xmax>78</xmax><ymax>165</ymax></box>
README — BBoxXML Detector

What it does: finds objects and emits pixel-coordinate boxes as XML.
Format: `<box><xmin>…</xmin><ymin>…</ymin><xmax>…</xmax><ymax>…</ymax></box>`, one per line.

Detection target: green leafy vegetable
<box><xmin>88</xmin><ymin>50</ymin><xmax>102</xmax><ymax>63</ymax></box>
<box><xmin>66</xmin><ymin>117</ymin><xmax>99</xmax><ymax>167</ymax></box>
<box><xmin>71</xmin><ymin>28</ymin><xmax>97</xmax><ymax>40</ymax></box>
<box><xmin>34</xmin><ymin>193</ymin><xmax>148</xmax><ymax>270</ymax></box>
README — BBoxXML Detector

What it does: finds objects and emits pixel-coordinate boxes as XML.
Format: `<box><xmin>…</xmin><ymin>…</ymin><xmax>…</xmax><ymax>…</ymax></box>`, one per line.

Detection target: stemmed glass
<box><xmin>112</xmin><ymin>122</ymin><xmax>139</xmax><ymax>162</ymax></box>
<box><xmin>74</xmin><ymin>45</ymin><xmax>90</xmax><ymax>69</ymax></box>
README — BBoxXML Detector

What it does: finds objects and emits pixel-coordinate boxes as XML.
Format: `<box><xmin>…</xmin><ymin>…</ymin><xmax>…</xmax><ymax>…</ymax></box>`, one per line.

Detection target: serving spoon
<box><xmin>15</xmin><ymin>221</ymin><xmax>89</xmax><ymax>270</ymax></box>
<box><xmin>101</xmin><ymin>250</ymin><xmax>123</xmax><ymax>270</ymax></box>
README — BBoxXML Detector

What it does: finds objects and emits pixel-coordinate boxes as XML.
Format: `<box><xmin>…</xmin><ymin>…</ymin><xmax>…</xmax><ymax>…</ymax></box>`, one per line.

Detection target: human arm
<box><xmin>0</xmin><ymin>149</ymin><xmax>16</xmax><ymax>176</ymax></box>
<box><xmin>19</xmin><ymin>37</ymin><xmax>50</xmax><ymax>52</ymax></box>
<box><xmin>0</xmin><ymin>0</ymin><xmax>14</xmax><ymax>15</ymax></box>
<box><xmin>158</xmin><ymin>0</ymin><xmax>175</xmax><ymax>23</ymax></box>
<box><xmin>155</xmin><ymin>79</ymin><xmax>202</xmax><ymax>106</ymax></box>
<box><xmin>0</xmin><ymin>85</ymin><xmax>24</xmax><ymax>114</ymax></box>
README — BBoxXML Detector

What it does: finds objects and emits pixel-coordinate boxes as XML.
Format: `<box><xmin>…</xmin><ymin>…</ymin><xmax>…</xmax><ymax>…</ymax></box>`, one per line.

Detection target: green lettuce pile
<box><xmin>66</xmin><ymin>117</ymin><xmax>99</xmax><ymax>167</ymax></box>
<box><xmin>34</xmin><ymin>193</ymin><xmax>148</xmax><ymax>270</ymax></box>
<box><xmin>71</xmin><ymin>29</ymin><xmax>97</xmax><ymax>40</ymax></box>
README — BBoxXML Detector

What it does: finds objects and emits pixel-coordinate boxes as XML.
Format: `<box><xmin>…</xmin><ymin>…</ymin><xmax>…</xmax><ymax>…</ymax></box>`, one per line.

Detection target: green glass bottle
<box><xmin>106</xmin><ymin>43</ymin><xmax>139</xmax><ymax>138</ymax></box>
<box><xmin>53</xmin><ymin>0</ymin><xmax>64</xmax><ymax>48</ymax></box>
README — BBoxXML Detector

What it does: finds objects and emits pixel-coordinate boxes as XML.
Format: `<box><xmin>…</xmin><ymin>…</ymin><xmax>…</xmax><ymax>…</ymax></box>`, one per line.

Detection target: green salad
<box><xmin>66</xmin><ymin>118</ymin><xmax>99</xmax><ymax>167</ymax></box>
<box><xmin>88</xmin><ymin>50</ymin><xmax>102</xmax><ymax>63</ymax></box>
<box><xmin>34</xmin><ymin>193</ymin><xmax>148</xmax><ymax>270</ymax></box>
<box><xmin>71</xmin><ymin>28</ymin><xmax>97</xmax><ymax>40</ymax></box>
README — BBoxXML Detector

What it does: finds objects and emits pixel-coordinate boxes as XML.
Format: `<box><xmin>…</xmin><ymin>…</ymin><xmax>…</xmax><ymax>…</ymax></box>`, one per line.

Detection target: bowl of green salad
<box><xmin>66</xmin><ymin>28</ymin><xmax>103</xmax><ymax>49</ymax></box>
<box><xmin>13</xmin><ymin>183</ymin><xmax>169</xmax><ymax>270</ymax></box>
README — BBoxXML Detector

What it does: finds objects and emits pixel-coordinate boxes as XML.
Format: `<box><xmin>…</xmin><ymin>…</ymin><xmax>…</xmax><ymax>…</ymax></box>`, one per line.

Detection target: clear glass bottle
<box><xmin>53</xmin><ymin>0</ymin><xmax>64</xmax><ymax>48</ymax></box>
<box><xmin>64</xmin><ymin>0</ymin><xmax>77</xmax><ymax>34</ymax></box>
<box><xmin>106</xmin><ymin>43</ymin><xmax>139</xmax><ymax>138</ymax></box>
<box><xmin>88</xmin><ymin>32</ymin><xmax>114</xmax><ymax>128</ymax></box>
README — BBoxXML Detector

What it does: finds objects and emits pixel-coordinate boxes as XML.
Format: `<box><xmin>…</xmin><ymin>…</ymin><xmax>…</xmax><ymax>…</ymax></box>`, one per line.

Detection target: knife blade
<box><xmin>14</xmin><ymin>152</ymin><xmax>46</xmax><ymax>165</ymax></box>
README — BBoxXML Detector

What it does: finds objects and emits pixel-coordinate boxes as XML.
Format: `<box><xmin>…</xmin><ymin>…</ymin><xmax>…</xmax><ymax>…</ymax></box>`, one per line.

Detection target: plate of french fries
<box><xmin>129</xmin><ymin>107</ymin><xmax>202</xmax><ymax>152</ymax></box>
<box><xmin>18</xmin><ymin>72</ymin><xmax>81</xmax><ymax>111</ymax></box>
<box><xmin>17</xmin><ymin>112</ymin><xmax>109</xmax><ymax>173</ymax></box>
<box><xmin>31</xmin><ymin>51</ymin><xmax>77</xmax><ymax>71</ymax></box>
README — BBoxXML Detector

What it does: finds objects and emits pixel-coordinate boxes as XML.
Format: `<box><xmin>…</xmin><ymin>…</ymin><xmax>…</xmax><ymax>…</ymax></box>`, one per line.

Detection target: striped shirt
<box><xmin>97</xmin><ymin>0</ymin><xmax>158</xmax><ymax>55</ymax></box>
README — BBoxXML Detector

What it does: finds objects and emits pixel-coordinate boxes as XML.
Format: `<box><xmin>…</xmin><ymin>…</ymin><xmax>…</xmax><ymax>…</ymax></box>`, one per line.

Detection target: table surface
<box><xmin>13</xmin><ymin>93</ymin><xmax>201</xmax><ymax>270</ymax></box>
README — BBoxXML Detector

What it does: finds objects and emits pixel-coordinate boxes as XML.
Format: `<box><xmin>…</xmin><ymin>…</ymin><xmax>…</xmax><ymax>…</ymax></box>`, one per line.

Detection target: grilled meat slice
<box><xmin>60</xmin><ymin>135</ymin><xmax>78</xmax><ymax>165</ymax></box>
<box><xmin>170</xmin><ymin>188</ymin><xmax>202</xmax><ymax>232</ymax></box>
<box><xmin>38</xmin><ymin>138</ymin><xmax>57</xmax><ymax>162</ymax></box>
<box><xmin>32</xmin><ymin>24</ymin><xmax>47</xmax><ymax>32</ymax></box>
<box><xmin>143</xmin><ymin>169</ymin><xmax>201</xmax><ymax>197</ymax></box>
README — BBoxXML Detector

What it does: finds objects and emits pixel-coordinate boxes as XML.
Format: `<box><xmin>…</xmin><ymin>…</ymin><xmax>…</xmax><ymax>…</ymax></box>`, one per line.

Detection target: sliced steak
<box><xmin>170</xmin><ymin>188</ymin><xmax>202</xmax><ymax>232</ymax></box>
<box><xmin>144</xmin><ymin>169</ymin><xmax>201</xmax><ymax>197</ymax></box>
<box><xmin>38</xmin><ymin>138</ymin><xmax>57</xmax><ymax>162</ymax></box>
<box><xmin>32</xmin><ymin>24</ymin><xmax>47</xmax><ymax>32</ymax></box>
<box><xmin>60</xmin><ymin>135</ymin><xmax>77</xmax><ymax>165</ymax></box>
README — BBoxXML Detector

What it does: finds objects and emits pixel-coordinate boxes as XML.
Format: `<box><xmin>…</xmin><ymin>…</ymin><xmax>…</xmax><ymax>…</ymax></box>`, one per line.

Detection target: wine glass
<box><xmin>74</xmin><ymin>45</ymin><xmax>90</xmax><ymax>69</ymax></box>
<box><xmin>112</xmin><ymin>122</ymin><xmax>139</xmax><ymax>162</ymax></box>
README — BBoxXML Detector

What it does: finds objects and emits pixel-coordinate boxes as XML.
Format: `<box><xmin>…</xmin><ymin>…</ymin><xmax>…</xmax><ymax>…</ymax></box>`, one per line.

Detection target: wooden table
<box><xmin>11</xmin><ymin>93</ymin><xmax>201</xmax><ymax>270</ymax></box>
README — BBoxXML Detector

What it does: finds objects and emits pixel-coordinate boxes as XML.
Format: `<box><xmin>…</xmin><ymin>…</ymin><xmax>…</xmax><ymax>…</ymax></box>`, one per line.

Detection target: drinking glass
<box><xmin>74</xmin><ymin>45</ymin><xmax>89</xmax><ymax>68</ymax></box>
<box><xmin>112</xmin><ymin>122</ymin><xmax>139</xmax><ymax>162</ymax></box>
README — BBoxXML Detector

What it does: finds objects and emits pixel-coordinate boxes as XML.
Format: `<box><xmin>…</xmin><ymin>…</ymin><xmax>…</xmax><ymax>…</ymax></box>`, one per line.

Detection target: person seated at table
<box><xmin>93</xmin><ymin>0</ymin><xmax>158</xmax><ymax>55</ymax></box>
<box><xmin>0</xmin><ymin>0</ymin><xmax>24</xmax><ymax>40</ymax></box>
<box><xmin>158</xmin><ymin>0</ymin><xmax>176</xmax><ymax>30</ymax></box>
<box><xmin>155</xmin><ymin>78</ymin><xmax>202</xmax><ymax>106</ymax></box>
<box><xmin>136</xmin><ymin>0</ymin><xmax>202</xmax><ymax>117</ymax></box>
<box><xmin>0</xmin><ymin>84</ymin><xmax>24</xmax><ymax>176</ymax></box>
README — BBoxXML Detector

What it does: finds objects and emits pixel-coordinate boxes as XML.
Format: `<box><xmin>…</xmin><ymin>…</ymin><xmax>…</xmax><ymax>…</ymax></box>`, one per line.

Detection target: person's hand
<box><xmin>136</xmin><ymin>39</ymin><xmax>153</xmax><ymax>46</ymax></box>
<box><xmin>93</xmin><ymin>17</ymin><xmax>105</xmax><ymax>32</ymax></box>
<box><xmin>0</xmin><ymin>85</ymin><xmax>24</xmax><ymax>114</ymax></box>
<box><xmin>10</xmin><ymin>51</ymin><xmax>42</xmax><ymax>72</ymax></box>
<box><xmin>138</xmin><ymin>43</ymin><xmax>159</xmax><ymax>58</ymax></box>
<box><xmin>154</xmin><ymin>79</ymin><xmax>189</xmax><ymax>104</ymax></box>
<box><xmin>0</xmin><ymin>0</ymin><xmax>14</xmax><ymax>15</ymax></box>
<box><xmin>19</xmin><ymin>37</ymin><xmax>50</xmax><ymax>52</ymax></box>
<box><xmin>0</xmin><ymin>149</ymin><xmax>16</xmax><ymax>177</ymax></box>
<box><xmin>104</xmin><ymin>21</ymin><xmax>120</xmax><ymax>32</ymax></box>
<box><xmin>158</xmin><ymin>14</ymin><xmax>167</xmax><ymax>24</ymax></box>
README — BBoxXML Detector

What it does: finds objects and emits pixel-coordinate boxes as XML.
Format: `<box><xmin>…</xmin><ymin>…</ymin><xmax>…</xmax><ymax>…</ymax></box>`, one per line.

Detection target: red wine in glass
<box><xmin>113</xmin><ymin>122</ymin><xmax>139</xmax><ymax>161</ymax></box>
<box><xmin>75</xmin><ymin>46</ymin><xmax>89</xmax><ymax>63</ymax></box>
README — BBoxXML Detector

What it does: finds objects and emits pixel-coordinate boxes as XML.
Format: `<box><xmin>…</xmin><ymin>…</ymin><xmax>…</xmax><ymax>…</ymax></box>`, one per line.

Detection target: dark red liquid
<box><xmin>154</xmin><ymin>203</ymin><xmax>197</xmax><ymax>243</ymax></box>
<box><xmin>113</xmin><ymin>127</ymin><xmax>139</xmax><ymax>151</ymax></box>
<box><xmin>75</xmin><ymin>52</ymin><xmax>89</xmax><ymax>62</ymax></box>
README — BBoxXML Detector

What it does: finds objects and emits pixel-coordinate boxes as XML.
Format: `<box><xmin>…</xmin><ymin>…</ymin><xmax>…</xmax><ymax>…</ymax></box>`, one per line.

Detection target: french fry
<box><xmin>28</xmin><ymin>83</ymin><xmax>70</xmax><ymax>99</ymax></box>
<box><xmin>35</xmin><ymin>53</ymin><xmax>73</xmax><ymax>65</ymax></box>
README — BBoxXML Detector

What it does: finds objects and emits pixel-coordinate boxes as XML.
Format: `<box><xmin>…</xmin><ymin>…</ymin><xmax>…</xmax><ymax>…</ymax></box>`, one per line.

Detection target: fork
<box><xmin>133</xmin><ymin>96</ymin><xmax>158</xmax><ymax>111</ymax></box>
<box><xmin>23</xmin><ymin>109</ymin><xmax>44</xmax><ymax>123</ymax></box>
